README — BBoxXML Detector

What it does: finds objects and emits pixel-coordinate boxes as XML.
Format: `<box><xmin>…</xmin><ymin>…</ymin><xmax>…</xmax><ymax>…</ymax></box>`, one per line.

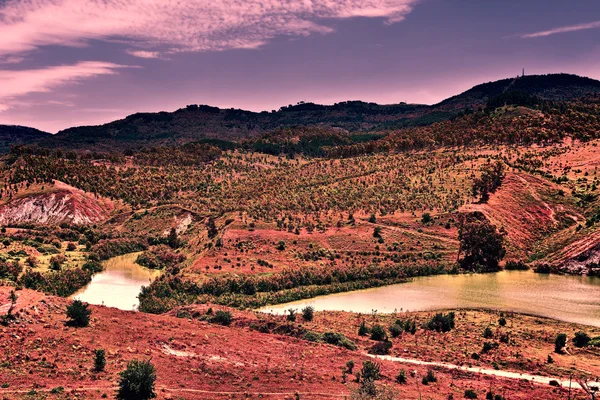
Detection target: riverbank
<box><xmin>1</xmin><ymin>287</ymin><xmax>594</xmax><ymax>399</ymax></box>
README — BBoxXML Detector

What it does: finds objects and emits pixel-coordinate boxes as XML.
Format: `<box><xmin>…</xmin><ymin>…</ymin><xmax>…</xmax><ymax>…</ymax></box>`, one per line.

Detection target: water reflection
<box><xmin>72</xmin><ymin>252</ymin><xmax>160</xmax><ymax>311</ymax></box>
<box><xmin>260</xmin><ymin>271</ymin><xmax>600</xmax><ymax>327</ymax></box>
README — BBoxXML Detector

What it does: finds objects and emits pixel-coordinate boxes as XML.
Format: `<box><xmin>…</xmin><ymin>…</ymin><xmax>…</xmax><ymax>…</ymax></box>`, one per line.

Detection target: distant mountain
<box><xmin>9</xmin><ymin>73</ymin><xmax>600</xmax><ymax>152</ymax></box>
<box><xmin>437</xmin><ymin>73</ymin><xmax>600</xmax><ymax>111</ymax></box>
<box><xmin>0</xmin><ymin>125</ymin><xmax>52</xmax><ymax>152</ymax></box>
<box><xmin>39</xmin><ymin>101</ymin><xmax>439</xmax><ymax>151</ymax></box>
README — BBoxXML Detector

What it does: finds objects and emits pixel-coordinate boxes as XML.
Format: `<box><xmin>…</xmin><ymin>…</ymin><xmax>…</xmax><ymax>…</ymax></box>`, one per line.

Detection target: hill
<box><xmin>0</xmin><ymin>125</ymin><xmax>51</xmax><ymax>153</ymax></box>
<box><xmin>437</xmin><ymin>73</ymin><xmax>600</xmax><ymax>111</ymax></box>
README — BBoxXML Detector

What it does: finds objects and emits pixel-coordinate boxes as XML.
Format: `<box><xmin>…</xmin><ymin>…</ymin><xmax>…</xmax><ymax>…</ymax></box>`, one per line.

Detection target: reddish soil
<box><xmin>0</xmin><ymin>288</ymin><xmax>588</xmax><ymax>399</ymax></box>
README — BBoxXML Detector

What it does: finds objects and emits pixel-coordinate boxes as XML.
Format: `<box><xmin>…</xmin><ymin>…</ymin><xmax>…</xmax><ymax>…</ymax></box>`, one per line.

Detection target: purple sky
<box><xmin>0</xmin><ymin>0</ymin><xmax>599</xmax><ymax>133</ymax></box>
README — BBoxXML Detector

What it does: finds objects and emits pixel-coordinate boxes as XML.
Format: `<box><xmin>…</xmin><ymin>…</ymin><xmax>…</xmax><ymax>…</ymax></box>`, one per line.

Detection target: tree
<box><xmin>94</xmin><ymin>349</ymin><xmax>106</xmax><ymax>372</ymax></box>
<box><xmin>457</xmin><ymin>212</ymin><xmax>506</xmax><ymax>271</ymax></box>
<box><xmin>117</xmin><ymin>359</ymin><xmax>156</xmax><ymax>400</ymax></box>
<box><xmin>66</xmin><ymin>300</ymin><xmax>91</xmax><ymax>327</ymax></box>
<box><xmin>554</xmin><ymin>333</ymin><xmax>567</xmax><ymax>353</ymax></box>
<box><xmin>167</xmin><ymin>228</ymin><xmax>180</xmax><ymax>249</ymax></box>
<box><xmin>573</xmin><ymin>331</ymin><xmax>591</xmax><ymax>348</ymax></box>
<box><xmin>370</xmin><ymin>324</ymin><xmax>387</xmax><ymax>341</ymax></box>
<box><xmin>472</xmin><ymin>161</ymin><xmax>505</xmax><ymax>203</ymax></box>
<box><xmin>302</xmin><ymin>306</ymin><xmax>314</xmax><ymax>322</ymax></box>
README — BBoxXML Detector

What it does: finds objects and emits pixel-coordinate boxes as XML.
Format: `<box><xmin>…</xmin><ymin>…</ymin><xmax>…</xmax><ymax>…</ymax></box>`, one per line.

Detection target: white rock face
<box><xmin>0</xmin><ymin>183</ymin><xmax>111</xmax><ymax>226</ymax></box>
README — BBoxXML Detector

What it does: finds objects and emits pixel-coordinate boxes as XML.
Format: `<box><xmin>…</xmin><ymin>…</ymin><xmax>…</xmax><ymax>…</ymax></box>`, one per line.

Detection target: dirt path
<box><xmin>372</xmin><ymin>354</ymin><xmax>586</xmax><ymax>390</ymax></box>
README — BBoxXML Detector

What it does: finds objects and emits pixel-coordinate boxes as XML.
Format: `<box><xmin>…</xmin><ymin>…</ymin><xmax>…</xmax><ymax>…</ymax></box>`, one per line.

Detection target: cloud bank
<box><xmin>521</xmin><ymin>20</ymin><xmax>600</xmax><ymax>38</ymax></box>
<box><xmin>0</xmin><ymin>0</ymin><xmax>418</xmax><ymax>57</ymax></box>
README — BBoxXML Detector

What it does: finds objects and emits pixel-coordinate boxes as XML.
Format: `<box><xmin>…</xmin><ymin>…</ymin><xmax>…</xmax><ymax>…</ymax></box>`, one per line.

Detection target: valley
<box><xmin>2</xmin><ymin>73</ymin><xmax>600</xmax><ymax>398</ymax></box>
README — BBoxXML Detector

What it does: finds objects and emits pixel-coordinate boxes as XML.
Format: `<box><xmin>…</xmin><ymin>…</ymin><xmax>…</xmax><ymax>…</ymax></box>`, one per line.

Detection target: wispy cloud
<box><xmin>0</xmin><ymin>0</ymin><xmax>418</xmax><ymax>56</ymax></box>
<box><xmin>521</xmin><ymin>20</ymin><xmax>600</xmax><ymax>38</ymax></box>
<box><xmin>0</xmin><ymin>61</ymin><xmax>128</xmax><ymax>111</ymax></box>
<box><xmin>126</xmin><ymin>50</ymin><xmax>162</xmax><ymax>59</ymax></box>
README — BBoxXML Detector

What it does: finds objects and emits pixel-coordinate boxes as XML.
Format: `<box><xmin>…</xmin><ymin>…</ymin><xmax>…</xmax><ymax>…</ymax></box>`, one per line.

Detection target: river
<box><xmin>71</xmin><ymin>252</ymin><xmax>160</xmax><ymax>311</ymax></box>
<box><xmin>259</xmin><ymin>270</ymin><xmax>600</xmax><ymax>327</ymax></box>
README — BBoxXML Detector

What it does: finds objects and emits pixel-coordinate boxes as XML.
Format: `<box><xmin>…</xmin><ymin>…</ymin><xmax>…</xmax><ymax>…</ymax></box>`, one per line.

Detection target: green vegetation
<box><xmin>65</xmin><ymin>300</ymin><xmax>91</xmax><ymax>327</ymax></box>
<box><xmin>117</xmin><ymin>359</ymin><xmax>156</xmax><ymax>400</ymax></box>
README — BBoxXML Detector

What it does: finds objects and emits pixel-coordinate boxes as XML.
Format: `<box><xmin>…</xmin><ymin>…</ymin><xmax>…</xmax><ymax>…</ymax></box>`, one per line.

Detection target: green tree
<box><xmin>117</xmin><ymin>359</ymin><xmax>156</xmax><ymax>400</ymax></box>
<box><xmin>66</xmin><ymin>300</ymin><xmax>91</xmax><ymax>327</ymax></box>
<box><xmin>472</xmin><ymin>161</ymin><xmax>505</xmax><ymax>203</ymax></box>
<box><xmin>458</xmin><ymin>213</ymin><xmax>506</xmax><ymax>271</ymax></box>
<box><xmin>94</xmin><ymin>349</ymin><xmax>106</xmax><ymax>372</ymax></box>
<box><xmin>554</xmin><ymin>333</ymin><xmax>567</xmax><ymax>353</ymax></box>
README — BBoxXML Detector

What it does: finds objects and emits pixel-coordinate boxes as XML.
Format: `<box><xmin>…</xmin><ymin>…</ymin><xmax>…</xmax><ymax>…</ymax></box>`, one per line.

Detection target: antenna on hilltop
<box><xmin>522</xmin><ymin>68</ymin><xmax>525</xmax><ymax>77</ymax></box>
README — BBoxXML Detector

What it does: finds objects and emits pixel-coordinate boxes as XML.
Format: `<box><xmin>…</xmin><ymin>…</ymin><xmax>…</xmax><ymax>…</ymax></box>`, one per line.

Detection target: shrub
<box><xmin>465</xmin><ymin>389</ymin><xmax>478</xmax><ymax>399</ymax></box>
<box><xmin>504</xmin><ymin>260</ymin><xmax>528</xmax><ymax>270</ymax></box>
<box><xmin>303</xmin><ymin>331</ymin><xmax>321</xmax><ymax>342</ymax></box>
<box><xmin>210</xmin><ymin>310</ymin><xmax>232</xmax><ymax>326</ymax></box>
<box><xmin>425</xmin><ymin>369</ymin><xmax>437</xmax><ymax>383</ymax></box>
<box><xmin>345</xmin><ymin>360</ymin><xmax>355</xmax><ymax>374</ymax></box>
<box><xmin>395</xmin><ymin>369</ymin><xmax>407</xmax><ymax>384</ymax></box>
<box><xmin>116</xmin><ymin>359</ymin><xmax>156</xmax><ymax>400</ymax></box>
<box><xmin>573</xmin><ymin>331</ymin><xmax>591</xmax><ymax>348</ymax></box>
<box><xmin>427</xmin><ymin>312</ymin><xmax>455</xmax><ymax>332</ymax></box>
<box><xmin>483</xmin><ymin>327</ymin><xmax>493</xmax><ymax>338</ymax></box>
<box><xmin>360</xmin><ymin>361</ymin><xmax>381</xmax><ymax>382</ymax></box>
<box><xmin>498</xmin><ymin>317</ymin><xmax>506</xmax><ymax>326</ymax></box>
<box><xmin>66</xmin><ymin>300</ymin><xmax>91</xmax><ymax>327</ymax></box>
<box><xmin>481</xmin><ymin>342</ymin><xmax>498</xmax><ymax>354</ymax></box>
<box><xmin>554</xmin><ymin>333</ymin><xmax>567</xmax><ymax>353</ymax></box>
<box><xmin>82</xmin><ymin>260</ymin><xmax>104</xmax><ymax>274</ymax></box>
<box><xmin>66</xmin><ymin>243</ymin><xmax>77</xmax><ymax>251</ymax></box>
<box><xmin>370</xmin><ymin>324</ymin><xmax>387</xmax><ymax>341</ymax></box>
<box><xmin>301</xmin><ymin>306</ymin><xmax>314</xmax><ymax>322</ymax></box>
<box><xmin>322</xmin><ymin>331</ymin><xmax>357</xmax><ymax>350</ymax></box>
<box><xmin>421</xmin><ymin>213</ymin><xmax>432</xmax><ymax>224</ymax></box>
<box><xmin>358</xmin><ymin>320</ymin><xmax>369</xmax><ymax>336</ymax></box>
<box><xmin>94</xmin><ymin>349</ymin><xmax>106</xmax><ymax>372</ymax></box>
<box><xmin>286</xmin><ymin>308</ymin><xmax>297</xmax><ymax>322</ymax></box>
<box><xmin>49</xmin><ymin>255</ymin><xmax>67</xmax><ymax>271</ymax></box>
<box><xmin>389</xmin><ymin>323</ymin><xmax>403</xmax><ymax>338</ymax></box>
<box><xmin>369</xmin><ymin>340</ymin><xmax>392</xmax><ymax>355</ymax></box>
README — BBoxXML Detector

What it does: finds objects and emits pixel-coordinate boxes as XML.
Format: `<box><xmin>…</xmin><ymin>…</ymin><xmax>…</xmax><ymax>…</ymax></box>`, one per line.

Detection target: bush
<box><xmin>427</xmin><ymin>312</ymin><xmax>455</xmax><ymax>332</ymax></box>
<box><xmin>286</xmin><ymin>308</ymin><xmax>297</xmax><ymax>322</ymax></box>
<box><xmin>302</xmin><ymin>331</ymin><xmax>321</xmax><ymax>342</ymax></box>
<box><xmin>346</xmin><ymin>360</ymin><xmax>355</xmax><ymax>374</ymax></box>
<box><xmin>66</xmin><ymin>300</ymin><xmax>91</xmax><ymax>327</ymax></box>
<box><xmin>210</xmin><ymin>310</ymin><xmax>232</xmax><ymax>326</ymax></box>
<box><xmin>117</xmin><ymin>359</ymin><xmax>156</xmax><ymax>400</ymax></box>
<box><xmin>573</xmin><ymin>331</ymin><xmax>591</xmax><ymax>348</ymax></box>
<box><xmin>465</xmin><ymin>389</ymin><xmax>478</xmax><ymax>399</ymax></box>
<box><xmin>481</xmin><ymin>342</ymin><xmax>498</xmax><ymax>354</ymax></box>
<box><xmin>504</xmin><ymin>260</ymin><xmax>528</xmax><ymax>270</ymax></box>
<box><xmin>424</xmin><ymin>369</ymin><xmax>437</xmax><ymax>383</ymax></box>
<box><xmin>360</xmin><ymin>361</ymin><xmax>381</xmax><ymax>382</ymax></box>
<box><xmin>395</xmin><ymin>369</ymin><xmax>407</xmax><ymax>384</ymax></box>
<box><xmin>82</xmin><ymin>260</ymin><xmax>104</xmax><ymax>274</ymax></box>
<box><xmin>555</xmin><ymin>333</ymin><xmax>567</xmax><ymax>353</ymax></box>
<box><xmin>49</xmin><ymin>255</ymin><xmax>67</xmax><ymax>271</ymax></box>
<box><xmin>368</xmin><ymin>340</ymin><xmax>392</xmax><ymax>355</ymax></box>
<box><xmin>358</xmin><ymin>320</ymin><xmax>369</xmax><ymax>336</ymax></box>
<box><xmin>483</xmin><ymin>327</ymin><xmax>493</xmax><ymax>338</ymax></box>
<box><xmin>498</xmin><ymin>317</ymin><xmax>506</xmax><ymax>326</ymax></box>
<box><xmin>322</xmin><ymin>331</ymin><xmax>357</xmax><ymax>350</ymax></box>
<box><xmin>370</xmin><ymin>324</ymin><xmax>387</xmax><ymax>341</ymax></box>
<box><xmin>94</xmin><ymin>349</ymin><xmax>106</xmax><ymax>372</ymax></box>
<box><xmin>301</xmin><ymin>306</ymin><xmax>314</xmax><ymax>321</ymax></box>
<box><xmin>66</xmin><ymin>243</ymin><xmax>77</xmax><ymax>251</ymax></box>
<box><xmin>389</xmin><ymin>323</ymin><xmax>403</xmax><ymax>338</ymax></box>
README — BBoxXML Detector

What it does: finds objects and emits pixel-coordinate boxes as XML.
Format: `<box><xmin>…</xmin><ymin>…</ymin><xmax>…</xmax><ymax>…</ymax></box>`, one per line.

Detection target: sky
<box><xmin>0</xmin><ymin>0</ymin><xmax>599</xmax><ymax>133</ymax></box>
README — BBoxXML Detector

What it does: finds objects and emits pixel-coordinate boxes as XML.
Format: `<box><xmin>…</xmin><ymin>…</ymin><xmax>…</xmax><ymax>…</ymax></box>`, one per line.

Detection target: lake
<box><xmin>259</xmin><ymin>270</ymin><xmax>600</xmax><ymax>327</ymax></box>
<box><xmin>71</xmin><ymin>252</ymin><xmax>160</xmax><ymax>311</ymax></box>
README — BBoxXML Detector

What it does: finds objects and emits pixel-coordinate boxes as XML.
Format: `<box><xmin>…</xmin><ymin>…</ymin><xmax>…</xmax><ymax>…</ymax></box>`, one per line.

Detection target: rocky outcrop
<box><xmin>0</xmin><ymin>182</ymin><xmax>113</xmax><ymax>226</ymax></box>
